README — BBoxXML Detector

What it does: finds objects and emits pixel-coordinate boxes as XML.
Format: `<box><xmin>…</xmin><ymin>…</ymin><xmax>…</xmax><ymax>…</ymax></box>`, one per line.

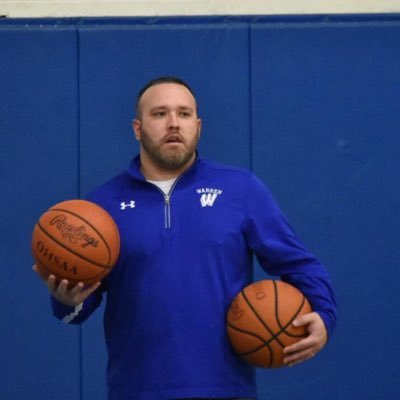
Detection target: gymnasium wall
<box><xmin>1</xmin><ymin>15</ymin><xmax>399</xmax><ymax>400</ymax></box>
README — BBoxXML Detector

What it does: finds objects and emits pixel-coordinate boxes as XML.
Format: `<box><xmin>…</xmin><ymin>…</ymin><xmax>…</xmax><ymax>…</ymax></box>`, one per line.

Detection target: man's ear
<box><xmin>197</xmin><ymin>118</ymin><xmax>202</xmax><ymax>138</ymax></box>
<box><xmin>132</xmin><ymin>119</ymin><xmax>141</xmax><ymax>141</ymax></box>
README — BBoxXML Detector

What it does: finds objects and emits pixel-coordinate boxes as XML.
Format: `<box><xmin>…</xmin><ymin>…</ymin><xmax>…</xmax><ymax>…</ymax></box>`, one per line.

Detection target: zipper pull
<box><xmin>165</xmin><ymin>194</ymin><xmax>170</xmax><ymax>205</ymax></box>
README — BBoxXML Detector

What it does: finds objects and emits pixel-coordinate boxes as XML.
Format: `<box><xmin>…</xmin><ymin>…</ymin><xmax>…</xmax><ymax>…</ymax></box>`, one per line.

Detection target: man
<box><xmin>34</xmin><ymin>76</ymin><xmax>337</xmax><ymax>400</ymax></box>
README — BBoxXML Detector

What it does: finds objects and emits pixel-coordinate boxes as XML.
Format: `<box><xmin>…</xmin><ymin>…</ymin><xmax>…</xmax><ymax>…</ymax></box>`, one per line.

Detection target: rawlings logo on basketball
<box><xmin>32</xmin><ymin>199</ymin><xmax>120</xmax><ymax>288</ymax></box>
<box><xmin>50</xmin><ymin>215</ymin><xmax>99</xmax><ymax>248</ymax></box>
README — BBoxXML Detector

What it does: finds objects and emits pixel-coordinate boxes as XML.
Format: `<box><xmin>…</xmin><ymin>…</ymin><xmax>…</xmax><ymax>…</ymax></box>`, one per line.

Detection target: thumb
<box><xmin>293</xmin><ymin>312</ymin><xmax>314</xmax><ymax>327</ymax></box>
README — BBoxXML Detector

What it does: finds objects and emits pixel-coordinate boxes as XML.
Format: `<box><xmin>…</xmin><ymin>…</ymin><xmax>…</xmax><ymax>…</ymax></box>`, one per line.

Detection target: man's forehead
<box><xmin>140</xmin><ymin>83</ymin><xmax>196</xmax><ymax>106</ymax></box>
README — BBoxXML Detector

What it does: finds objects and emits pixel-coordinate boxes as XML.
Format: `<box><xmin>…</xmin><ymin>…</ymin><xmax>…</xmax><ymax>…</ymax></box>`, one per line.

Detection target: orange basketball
<box><xmin>32</xmin><ymin>199</ymin><xmax>120</xmax><ymax>287</ymax></box>
<box><xmin>226</xmin><ymin>280</ymin><xmax>311</xmax><ymax>368</ymax></box>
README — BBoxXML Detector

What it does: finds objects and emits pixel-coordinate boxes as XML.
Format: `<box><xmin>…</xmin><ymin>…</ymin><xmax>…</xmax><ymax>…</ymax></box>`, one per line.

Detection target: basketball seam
<box><xmin>274</xmin><ymin>281</ymin><xmax>309</xmax><ymax>339</ymax></box>
<box><xmin>227</xmin><ymin>321</ymin><xmax>274</xmax><ymax>367</ymax></box>
<box><xmin>242</xmin><ymin>288</ymin><xmax>286</xmax><ymax>349</ymax></box>
<box><xmin>36</xmin><ymin>222</ymin><xmax>112</xmax><ymax>270</ymax></box>
<box><xmin>241</xmin><ymin>288</ymin><xmax>288</xmax><ymax>367</ymax></box>
<box><xmin>49</xmin><ymin>207</ymin><xmax>115</xmax><ymax>265</ymax></box>
<box><xmin>227</xmin><ymin>321</ymin><xmax>269</xmax><ymax>344</ymax></box>
<box><xmin>34</xmin><ymin>255</ymin><xmax>109</xmax><ymax>283</ymax></box>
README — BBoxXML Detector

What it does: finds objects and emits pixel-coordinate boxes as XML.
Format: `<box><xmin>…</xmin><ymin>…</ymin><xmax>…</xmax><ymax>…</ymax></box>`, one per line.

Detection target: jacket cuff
<box><xmin>50</xmin><ymin>296</ymin><xmax>83</xmax><ymax>324</ymax></box>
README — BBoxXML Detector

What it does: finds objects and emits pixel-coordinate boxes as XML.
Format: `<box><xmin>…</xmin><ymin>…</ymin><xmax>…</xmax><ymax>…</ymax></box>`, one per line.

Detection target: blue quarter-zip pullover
<box><xmin>51</xmin><ymin>155</ymin><xmax>336</xmax><ymax>400</ymax></box>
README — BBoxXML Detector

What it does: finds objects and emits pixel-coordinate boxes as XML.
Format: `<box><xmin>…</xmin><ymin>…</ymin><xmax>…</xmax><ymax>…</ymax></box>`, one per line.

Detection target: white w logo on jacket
<box><xmin>200</xmin><ymin>193</ymin><xmax>219</xmax><ymax>207</ymax></box>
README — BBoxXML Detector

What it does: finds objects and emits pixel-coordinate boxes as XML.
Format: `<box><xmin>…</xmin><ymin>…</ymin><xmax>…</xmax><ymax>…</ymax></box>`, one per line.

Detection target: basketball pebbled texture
<box><xmin>226</xmin><ymin>280</ymin><xmax>312</xmax><ymax>368</ymax></box>
<box><xmin>32</xmin><ymin>199</ymin><xmax>120</xmax><ymax>286</ymax></box>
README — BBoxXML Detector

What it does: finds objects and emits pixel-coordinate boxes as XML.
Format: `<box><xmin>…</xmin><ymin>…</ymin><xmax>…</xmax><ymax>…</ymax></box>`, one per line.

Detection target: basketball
<box><xmin>226</xmin><ymin>279</ymin><xmax>312</xmax><ymax>368</ymax></box>
<box><xmin>32</xmin><ymin>199</ymin><xmax>120</xmax><ymax>287</ymax></box>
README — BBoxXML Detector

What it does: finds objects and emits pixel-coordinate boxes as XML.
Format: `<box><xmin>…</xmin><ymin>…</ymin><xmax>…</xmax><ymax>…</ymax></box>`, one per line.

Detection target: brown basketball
<box><xmin>32</xmin><ymin>199</ymin><xmax>120</xmax><ymax>287</ymax></box>
<box><xmin>226</xmin><ymin>280</ymin><xmax>312</xmax><ymax>368</ymax></box>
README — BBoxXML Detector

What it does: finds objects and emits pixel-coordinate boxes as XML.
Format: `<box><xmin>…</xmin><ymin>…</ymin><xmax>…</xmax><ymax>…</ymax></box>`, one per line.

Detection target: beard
<box><xmin>139</xmin><ymin>127</ymin><xmax>200</xmax><ymax>171</ymax></box>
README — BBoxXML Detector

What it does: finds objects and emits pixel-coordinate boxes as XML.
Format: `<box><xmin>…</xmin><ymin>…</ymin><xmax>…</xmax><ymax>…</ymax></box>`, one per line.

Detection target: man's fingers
<box><xmin>284</xmin><ymin>335</ymin><xmax>314</xmax><ymax>355</ymax></box>
<box><xmin>283</xmin><ymin>312</ymin><xmax>328</xmax><ymax>367</ymax></box>
<box><xmin>33</xmin><ymin>265</ymin><xmax>101</xmax><ymax>306</ymax></box>
<box><xmin>46</xmin><ymin>274</ymin><xmax>58</xmax><ymax>294</ymax></box>
<box><xmin>293</xmin><ymin>312</ymin><xmax>314</xmax><ymax>327</ymax></box>
<box><xmin>55</xmin><ymin>279</ymin><xmax>69</xmax><ymax>297</ymax></box>
<box><xmin>33</xmin><ymin>264</ymin><xmax>49</xmax><ymax>284</ymax></box>
<box><xmin>70</xmin><ymin>282</ymin><xmax>85</xmax><ymax>297</ymax></box>
<box><xmin>284</xmin><ymin>348</ymin><xmax>316</xmax><ymax>367</ymax></box>
<box><xmin>67</xmin><ymin>281</ymin><xmax>101</xmax><ymax>304</ymax></box>
<box><xmin>283</xmin><ymin>337</ymin><xmax>318</xmax><ymax>366</ymax></box>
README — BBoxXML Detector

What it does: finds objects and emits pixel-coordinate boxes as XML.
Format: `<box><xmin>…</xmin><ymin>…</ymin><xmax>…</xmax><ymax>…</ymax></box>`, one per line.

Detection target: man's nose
<box><xmin>167</xmin><ymin>112</ymin><xmax>179</xmax><ymax>128</ymax></box>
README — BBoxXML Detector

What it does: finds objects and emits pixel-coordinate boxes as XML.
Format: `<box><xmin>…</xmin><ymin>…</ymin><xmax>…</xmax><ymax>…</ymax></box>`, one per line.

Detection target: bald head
<box><xmin>135</xmin><ymin>76</ymin><xmax>197</xmax><ymax>119</ymax></box>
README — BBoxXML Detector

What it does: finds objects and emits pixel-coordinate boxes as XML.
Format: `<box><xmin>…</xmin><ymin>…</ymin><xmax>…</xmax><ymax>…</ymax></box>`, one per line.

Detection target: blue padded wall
<box><xmin>251</xmin><ymin>22</ymin><xmax>400</xmax><ymax>400</ymax></box>
<box><xmin>1</xmin><ymin>15</ymin><xmax>399</xmax><ymax>400</ymax></box>
<box><xmin>0</xmin><ymin>28</ymin><xmax>81</xmax><ymax>399</ymax></box>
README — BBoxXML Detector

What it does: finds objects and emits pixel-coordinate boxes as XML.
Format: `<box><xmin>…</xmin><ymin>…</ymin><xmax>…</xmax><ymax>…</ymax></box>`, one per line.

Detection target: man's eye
<box><xmin>180</xmin><ymin>112</ymin><xmax>191</xmax><ymax>117</ymax></box>
<box><xmin>153</xmin><ymin>111</ymin><xmax>166</xmax><ymax>117</ymax></box>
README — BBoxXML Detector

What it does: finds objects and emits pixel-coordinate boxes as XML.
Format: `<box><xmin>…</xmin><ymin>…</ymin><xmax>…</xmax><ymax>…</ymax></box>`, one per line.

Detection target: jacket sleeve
<box><xmin>51</xmin><ymin>284</ymin><xmax>105</xmax><ymax>325</ymax></box>
<box><xmin>244</xmin><ymin>173</ymin><xmax>337</xmax><ymax>336</ymax></box>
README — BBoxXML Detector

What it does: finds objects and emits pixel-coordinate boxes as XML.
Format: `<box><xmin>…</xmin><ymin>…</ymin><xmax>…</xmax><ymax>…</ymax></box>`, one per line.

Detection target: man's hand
<box><xmin>283</xmin><ymin>312</ymin><xmax>328</xmax><ymax>367</ymax></box>
<box><xmin>33</xmin><ymin>264</ymin><xmax>100</xmax><ymax>307</ymax></box>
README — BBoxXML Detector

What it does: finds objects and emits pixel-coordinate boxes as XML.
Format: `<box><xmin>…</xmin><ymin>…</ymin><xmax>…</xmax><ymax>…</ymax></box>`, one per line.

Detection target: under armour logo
<box><xmin>196</xmin><ymin>188</ymin><xmax>223</xmax><ymax>207</ymax></box>
<box><xmin>120</xmin><ymin>201</ymin><xmax>135</xmax><ymax>210</ymax></box>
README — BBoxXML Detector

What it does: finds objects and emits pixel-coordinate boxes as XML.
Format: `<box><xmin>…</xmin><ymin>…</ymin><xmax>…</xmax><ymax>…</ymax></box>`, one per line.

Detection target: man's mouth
<box><xmin>165</xmin><ymin>135</ymin><xmax>183</xmax><ymax>144</ymax></box>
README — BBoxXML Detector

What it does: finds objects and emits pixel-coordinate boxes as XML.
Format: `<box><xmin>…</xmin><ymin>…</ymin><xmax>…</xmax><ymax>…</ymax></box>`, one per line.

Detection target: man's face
<box><xmin>133</xmin><ymin>83</ymin><xmax>202</xmax><ymax>173</ymax></box>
